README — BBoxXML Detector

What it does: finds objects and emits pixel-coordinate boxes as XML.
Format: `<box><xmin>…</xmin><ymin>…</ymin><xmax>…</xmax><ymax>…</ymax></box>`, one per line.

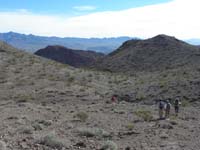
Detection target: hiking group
<box><xmin>158</xmin><ymin>98</ymin><xmax>181</xmax><ymax>120</ymax></box>
<box><xmin>110</xmin><ymin>95</ymin><xmax>181</xmax><ymax>120</ymax></box>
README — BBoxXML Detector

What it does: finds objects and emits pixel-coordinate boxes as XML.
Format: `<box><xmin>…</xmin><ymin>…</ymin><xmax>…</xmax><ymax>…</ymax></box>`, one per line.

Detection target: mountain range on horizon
<box><xmin>0</xmin><ymin>32</ymin><xmax>200</xmax><ymax>54</ymax></box>
<box><xmin>0</xmin><ymin>32</ymin><xmax>132</xmax><ymax>54</ymax></box>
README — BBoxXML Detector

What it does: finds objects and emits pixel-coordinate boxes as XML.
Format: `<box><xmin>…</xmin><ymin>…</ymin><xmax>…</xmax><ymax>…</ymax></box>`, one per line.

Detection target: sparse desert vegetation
<box><xmin>1</xmin><ymin>38</ymin><xmax>200</xmax><ymax>150</ymax></box>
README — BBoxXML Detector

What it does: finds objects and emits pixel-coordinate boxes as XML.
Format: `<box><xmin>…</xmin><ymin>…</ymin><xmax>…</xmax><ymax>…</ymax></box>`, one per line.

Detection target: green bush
<box><xmin>15</xmin><ymin>94</ymin><xmax>34</xmax><ymax>102</ymax></box>
<box><xmin>32</xmin><ymin>123</ymin><xmax>43</xmax><ymax>131</ymax></box>
<box><xmin>135</xmin><ymin>109</ymin><xmax>153</xmax><ymax>122</ymax></box>
<box><xmin>37</xmin><ymin>133</ymin><xmax>67</xmax><ymax>150</ymax></box>
<box><xmin>181</xmin><ymin>100</ymin><xmax>190</xmax><ymax>107</ymax></box>
<box><xmin>67</xmin><ymin>76</ymin><xmax>75</xmax><ymax>83</ymax></box>
<box><xmin>125</xmin><ymin>123</ymin><xmax>135</xmax><ymax>131</ymax></box>
<box><xmin>18</xmin><ymin>126</ymin><xmax>33</xmax><ymax>134</ymax></box>
<box><xmin>75</xmin><ymin>112</ymin><xmax>89</xmax><ymax>122</ymax></box>
<box><xmin>101</xmin><ymin>141</ymin><xmax>118</xmax><ymax>150</ymax></box>
<box><xmin>76</xmin><ymin>127</ymin><xmax>110</xmax><ymax>138</ymax></box>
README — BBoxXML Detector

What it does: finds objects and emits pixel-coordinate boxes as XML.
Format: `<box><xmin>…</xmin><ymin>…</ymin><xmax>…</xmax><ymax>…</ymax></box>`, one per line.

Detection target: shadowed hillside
<box><xmin>35</xmin><ymin>45</ymin><xmax>104</xmax><ymax>68</ymax></box>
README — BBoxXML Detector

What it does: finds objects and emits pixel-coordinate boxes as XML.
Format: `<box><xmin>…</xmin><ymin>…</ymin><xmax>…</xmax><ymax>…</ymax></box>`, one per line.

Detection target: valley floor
<box><xmin>0</xmin><ymin>97</ymin><xmax>199</xmax><ymax>150</ymax></box>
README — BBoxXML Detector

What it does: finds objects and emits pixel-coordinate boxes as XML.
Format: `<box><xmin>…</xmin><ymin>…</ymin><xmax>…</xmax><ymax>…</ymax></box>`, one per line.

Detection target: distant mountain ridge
<box><xmin>34</xmin><ymin>35</ymin><xmax>200</xmax><ymax>71</ymax></box>
<box><xmin>35</xmin><ymin>45</ymin><xmax>104</xmax><ymax>68</ymax></box>
<box><xmin>0</xmin><ymin>32</ymin><xmax>199</xmax><ymax>54</ymax></box>
<box><xmin>0</xmin><ymin>32</ymin><xmax>132</xmax><ymax>53</ymax></box>
<box><xmin>95</xmin><ymin>34</ymin><xmax>200</xmax><ymax>73</ymax></box>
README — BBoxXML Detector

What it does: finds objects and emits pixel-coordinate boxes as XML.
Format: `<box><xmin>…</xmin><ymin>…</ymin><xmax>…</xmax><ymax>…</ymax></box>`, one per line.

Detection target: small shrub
<box><xmin>32</xmin><ymin>123</ymin><xmax>43</xmax><ymax>131</ymax></box>
<box><xmin>47</xmin><ymin>75</ymin><xmax>58</xmax><ymax>81</ymax></box>
<box><xmin>138</xmin><ymin>79</ymin><xmax>144</xmax><ymax>85</ymax></box>
<box><xmin>170</xmin><ymin>120</ymin><xmax>178</xmax><ymax>125</ymax></box>
<box><xmin>76</xmin><ymin>127</ymin><xmax>110</xmax><ymax>138</ymax></box>
<box><xmin>18</xmin><ymin>127</ymin><xmax>33</xmax><ymax>134</ymax></box>
<box><xmin>37</xmin><ymin>133</ymin><xmax>66</xmax><ymax>150</ymax></box>
<box><xmin>37</xmin><ymin>119</ymin><xmax>52</xmax><ymax>126</ymax></box>
<box><xmin>17</xmin><ymin>99</ymin><xmax>28</xmax><ymax>103</ymax></box>
<box><xmin>100</xmin><ymin>141</ymin><xmax>118</xmax><ymax>150</ymax></box>
<box><xmin>125</xmin><ymin>124</ymin><xmax>134</xmax><ymax>131</ymax></box>
<box><xmin>159</xmin><ymin>80</ymin><xmax>167</xmax><ymax>88</ymax></box>
<box><xmin>68</xmin><ymin>76</ymin><xmax>75</xmax><ymax>83</ymax></box>
<box><xmin>181</xmin><ymin>100</ymin><xmax>190</xmax><ymax>107</ymax></box>
<box><xmin>74</xmin><ymin>112</ymin><xmax>88</xmax><ymax>122</ymax></box>
<box><xmin>79</xmin><ymin>88</ymin><xmax>86</xmax><ymax>92</ymax></box>
<box><xmin>7</xmin><ymin>116</ymin><xmax>19</xmax><ymax>120</ymax></box>
<box><xmin>135</xmin><ymin>109</ymin><xmax>153</xmax><ymax>122</ymax></box>
<box><xmin>88</xmin><ymin>73</ymin><xmax>93</xmax><ymax>78</ymax></box>
<box><xmin>170</xmin><ymin>115</ymin><xmax>177</xmax><ymax>120</ymax></box>
<box><xmin>15</xmin><ymin>94</ymin><xmax>34</xmax><ymax>102</ymax></box>
<box><xmin>135</xmin><ymin>94</ymin><xmax>145</xmax><ymax>101</ymax></box>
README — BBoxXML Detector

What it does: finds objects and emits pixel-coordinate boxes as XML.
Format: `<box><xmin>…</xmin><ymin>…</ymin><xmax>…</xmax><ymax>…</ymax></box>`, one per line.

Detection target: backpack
<box><xmin>159</xmin><ymin>101</ymin><xmax>165</xmax><ymax>109</ymax></box>
<box><xmin>174</xmin><ymin>99</ymin><xmax>179</xmax><ymax>106</ymax></box>
<box><xmin>166</xmin><ymin>102</ymin><xmax>171</xmax><ymax>110</ymax></box>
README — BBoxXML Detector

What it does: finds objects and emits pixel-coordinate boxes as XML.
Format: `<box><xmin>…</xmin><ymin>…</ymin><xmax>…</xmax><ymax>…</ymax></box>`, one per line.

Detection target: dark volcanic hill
<box><xmin>95</xmin><ymin>34</ymin><xmax>200</xmax><ymax>73</ymax></box>
<box><xmin>35</xmin><ymin>45</ymin><xmax>104</xmax><ymax>67</ymax></box>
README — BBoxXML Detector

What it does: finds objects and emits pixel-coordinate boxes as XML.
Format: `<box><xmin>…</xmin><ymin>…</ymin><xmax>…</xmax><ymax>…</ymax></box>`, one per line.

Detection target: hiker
<box><xmin>165</xmin><ymin>100</ymin><xmax>171</xmax><ymax>119</ymax></box>
<box><xmin>158</xmin><ymin>100</ymin><xmax>165</xmax><ymax>120</ymax></box>
<box><xmin>111</xmin><ymin>95</ymin><xmax>117</xmax><ymax>103</ymax></box>
<box><xmin>174</xmin><ymin>97</ymin><xmax>181</xmax><ymax>116</ymax></box>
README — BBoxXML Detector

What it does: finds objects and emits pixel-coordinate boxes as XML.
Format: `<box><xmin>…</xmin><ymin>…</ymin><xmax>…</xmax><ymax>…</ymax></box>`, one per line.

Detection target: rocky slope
<box><xmin>95</xmin><ymin>35</ymin><xmax>200</xmax><ymax>73</ymax></box>
<box><xmin>1</xmin><ymin>41</ymin><xmax>200</xmax><ymax>150</ymax></box>
<box><xmin>35</xmin><ymin>45</ymin><xmax>104</xmax><ymax>68</ymax></box>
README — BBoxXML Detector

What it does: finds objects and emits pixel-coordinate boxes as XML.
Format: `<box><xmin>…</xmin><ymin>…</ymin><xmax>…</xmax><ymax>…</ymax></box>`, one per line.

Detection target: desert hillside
<box><xmin>95</xmin><ymin>35</ymin><xmax>200</xmax><ymax>73</ymax></box>
<box><xmin>0</xmin><ymin>41</ymin><xmax>200</xmax><ymax>149</ymax></box>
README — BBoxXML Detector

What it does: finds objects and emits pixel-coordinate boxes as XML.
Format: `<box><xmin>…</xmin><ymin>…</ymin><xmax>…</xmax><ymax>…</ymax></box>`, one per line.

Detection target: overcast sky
<box><xmin>0</xmin><ymin>0</ymin><xmax>199</xmax><ymax>39</ymax></box>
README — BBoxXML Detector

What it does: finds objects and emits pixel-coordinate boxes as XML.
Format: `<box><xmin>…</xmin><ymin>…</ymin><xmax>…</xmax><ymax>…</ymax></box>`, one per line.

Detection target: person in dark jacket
<box><xmin>158</xmin><ymin>100</ymin><xmax>165</xmax><ymax>119</ymax></box>
<box><xmin>174</xmin><ymin>97</ymin><xmax>181</xmax><ymax>116</ymax></box>
<box><xmin>165</xmin><ymin>100</ymin><xmax>171</xmax><ymax>119</ymax></box>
